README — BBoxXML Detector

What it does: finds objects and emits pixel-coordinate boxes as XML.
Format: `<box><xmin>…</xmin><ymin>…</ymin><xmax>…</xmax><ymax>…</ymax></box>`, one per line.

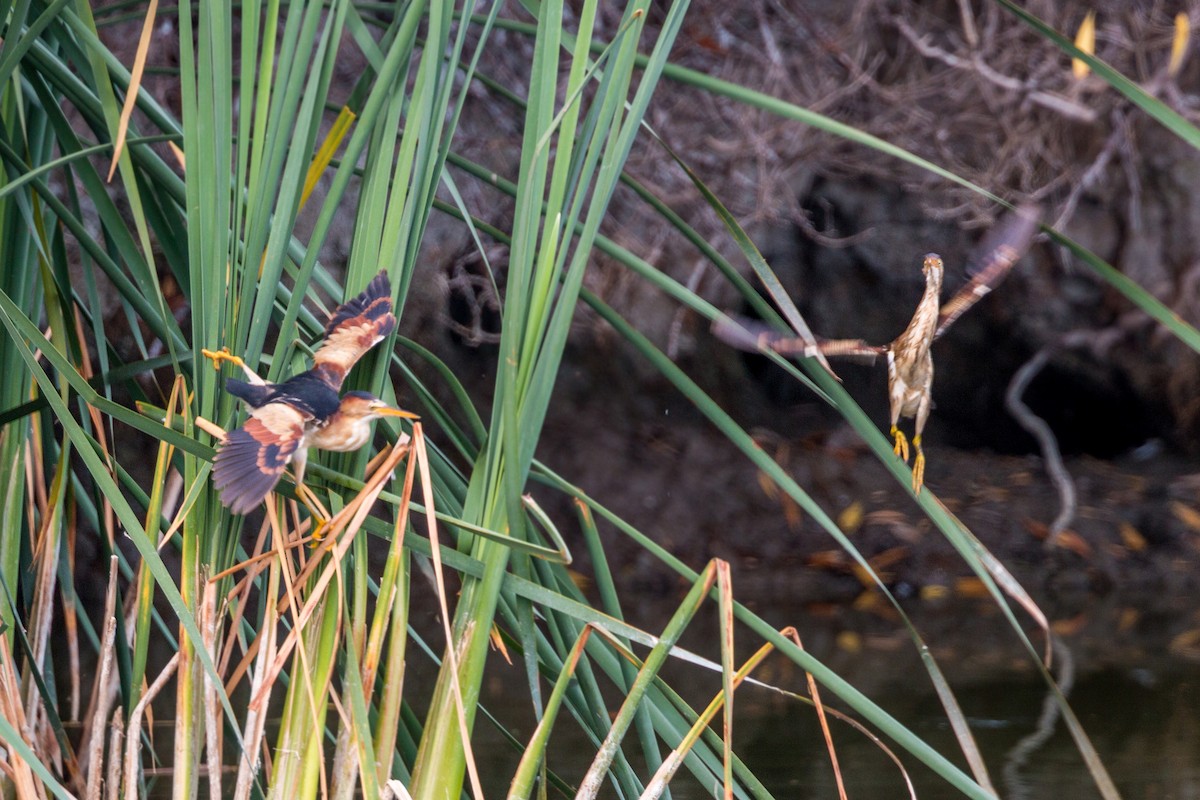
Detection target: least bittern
<box><xmin>203</xmin><ymin>270</ymin><xmax>416</xmax><ymax>526</ymax></box>
<box><xmin>713</xmin><ymin>204</ymin><xmax>1040</xmax><ymax>494</ymax></box>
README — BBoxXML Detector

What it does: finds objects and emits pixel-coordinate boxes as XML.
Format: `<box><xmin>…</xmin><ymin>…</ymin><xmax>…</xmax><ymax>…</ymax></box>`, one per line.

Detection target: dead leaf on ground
<box><xmin>868</xmin><ymin>546</ymin><xmax>910</xmax><ymax>571</ymax></box>
<box><xmin>1171</xmin><ymin>501</ymin><xmax>1200</xmax><ymax>532</ymax></box>
<box><xmin>1051</xmin><ymin>530</ymin><xmax>1093</xmax><ymax>558</ymax></box>
<box><xmin>954</xmin><ymin>577</ymin><xmax>990</xmax><ymax>599</ymax></box>
<box><xmin>1118</xmin><ymin>608</ymin><xmax>1139</xmax><ymax>633</ymax></box>
<box><xmin>805</xmin><ymin>550</ymin><xmax>847</xmax><ymax>570</ymax></box>
<box><xmin>836</xmin><ymin>631</ymin><xmax>863</xmax><ymax>654</ymax></box>
<box><xmin>862</xmin><ymin>509</ymin><xmax>922</xmax><ymax>543</ymax></box>
<box><xmin>850</xmin><ymin>562</ymin><xmax>891</xmax><ymax>588</ymax></box>
<box><xmin>920</xmin><ymin>584</ymin><xmax>950</xmax><ymax>601</ymax></box>
<box><xmin>1051</xmin><ymin>614</ymin><xmax>1088</xmax><ymax>636</ymax></box>
<box><xmin>1008</xmin><ymin>470</ymin><xmax>1034</xmax><ymax>487</ymax></box>
<box><xmin>1023</xmin><ymin>518</ymin><xmax>1050</xmax><ymax>540</ymax></box>
<box><xmin>852</xmin><ymin>590</ymin><xmax>885</xmax><ymax>612</ymax></box>
<box><xmin>1168</xmin><ymin>629</ymin><xmax>1200</xmax><ymax>660</ymax></box>
<box><xmin>1118</xmin><ymin>521</ymin><xmax>1147</xmax><ymax>552</ymax></box>
<box><xmin>782</xmin><ymin>496</ymin><xmax>803</xmax><ymax>531</ymax></box>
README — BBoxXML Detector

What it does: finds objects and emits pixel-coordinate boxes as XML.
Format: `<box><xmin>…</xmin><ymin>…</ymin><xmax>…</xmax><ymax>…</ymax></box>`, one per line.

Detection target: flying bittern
<box><xmin>713</xmin><ymin>204</ymin><xmax>1040</xmax><ymax>494</ymax></box>
<box><xmin>203</xmin><ymin>270</ymin><xmax>417</xmax><ymax>523</ymax></box>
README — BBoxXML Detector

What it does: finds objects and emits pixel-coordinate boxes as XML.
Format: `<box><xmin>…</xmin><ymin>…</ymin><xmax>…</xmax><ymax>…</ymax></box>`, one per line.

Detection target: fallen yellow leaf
<box><xmin>837</xmin><ymin>631</ymin><xmax>863</xmax><ymax>654</ymax></box>
<box><xmin>851</xmin><ymin>563</ymin><xmax>890</xmax><ymax>588</ymax></box>
<box><xmin>852</xmin><ymin>590</ymin><xmax>885</xmax><ymax>612</ymax></box>
<box><xmin>920</xmin><ymin>584</ymin><xmax>950</xmax><ymax>601</ymax></box>
<box><xmin>1073</xmin><ymin>11</ymin><xmax>1096</xmax><ymax>79</ymax></box>
<box><xmin>1170</xmin><ymin>12</ymin><xmax>1190</xmax><ymax>77</ymax></box>
<box><xmin>838</xmin><ymin>500</ymin><xmax>865</xmax><ymax>534</ymax></box>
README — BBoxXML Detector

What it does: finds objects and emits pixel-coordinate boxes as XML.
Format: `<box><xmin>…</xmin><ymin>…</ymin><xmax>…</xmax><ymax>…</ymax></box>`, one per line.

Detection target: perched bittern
<box><xmin>203</xmin><ymin>270</ymin><xmax>417</xmax><ymax>518</ymax></box>
<box><xmin>713</xmin><ymin>204</ymin><xmax>1040</xmax><ymax>494</ymax></box>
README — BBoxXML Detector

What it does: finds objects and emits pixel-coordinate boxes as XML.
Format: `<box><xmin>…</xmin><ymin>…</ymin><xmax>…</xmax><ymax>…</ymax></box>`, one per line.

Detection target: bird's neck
<box><xmin>311</xmin><ymin>411</ymin><xmax>374</xmax><ymax>452</ymax></box>
<box><xmin>898</xmin><ymin>269</ymin><xmax>943</xmax><ymax>346</ymax></box>
<box><xmin>921</xmin><ymin>267</ymin><xmax>943</xmax><ymax>305</ymax></box>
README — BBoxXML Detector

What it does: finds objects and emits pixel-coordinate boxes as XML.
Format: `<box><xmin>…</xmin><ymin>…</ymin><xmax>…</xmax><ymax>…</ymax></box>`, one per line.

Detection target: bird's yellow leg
<box><xmin>293</xmin><ymin>482</ymin><xmax>332</xmax><ymax>541</ymax></box>
<box><xmin>200</xmin><ymin>347</ymin><xmax>246</xmax><ymax>371</ymax></box>
<box><xmin>890</xmin><ymin>425</ymin><xmax>910</xmax><ymax>463</ymax></box>
<box><xmin>911</xmin><ymin>435</ymin><xmax>926</xmax><ymax>495</ymax></box>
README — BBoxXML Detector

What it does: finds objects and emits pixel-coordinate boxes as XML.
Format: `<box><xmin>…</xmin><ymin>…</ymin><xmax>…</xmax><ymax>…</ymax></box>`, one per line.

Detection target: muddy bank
<box><xmin>535</xmin><ymin>367</ymin><xmax>1200</xmax><ymax>624</ymax></box>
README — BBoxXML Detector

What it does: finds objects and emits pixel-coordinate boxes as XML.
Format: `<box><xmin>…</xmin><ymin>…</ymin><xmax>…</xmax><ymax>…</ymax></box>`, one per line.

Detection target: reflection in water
<box><xmin>472</xmin><ymin>649</ymin><xmax>1200</xmax><ymax>798</ymax></box>
<box><xmin>466</xmin><ymin>598</ymin><xmax>1200</xmax><ymax>798</ymax></box>
<box><xmin>727</xmin><ymin>652</ymin><xmax>1199</xmax><ymax>800</ymax></box>
<box><xmin>1003</xmin><ymin>638</ymin><xmax>1075</xmax><ymax>800</ymax></box>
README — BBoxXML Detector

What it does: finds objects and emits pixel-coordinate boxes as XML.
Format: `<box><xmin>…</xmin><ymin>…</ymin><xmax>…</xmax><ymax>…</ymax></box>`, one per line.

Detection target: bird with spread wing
<box><xmin>713</xmin><ymin>204</ymin><xmax>1040</xmax><ymax>494</ymax></box>
<box><xmin>202</xmin><ymin>270</ymin><xmax>417</xmax><ymax>525</ymax></box>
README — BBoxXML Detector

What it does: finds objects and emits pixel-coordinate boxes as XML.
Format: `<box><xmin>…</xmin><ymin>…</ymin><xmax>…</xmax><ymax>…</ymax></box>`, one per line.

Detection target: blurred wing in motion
<box><xmin>935</xmin><ymin>203</ymin><xmax>1041</xmax><ymax>340</ymax></box>
<box><xmin>212</xmin><ymin>402</ymin><xmax>308</xmax><ymax>514</ymax></box>
<box><xmin>313</xmin><ymin>270</ymin><xmax>397</xmax><ymax>389</ymax></box>
<box><xmin>815</xmin><ymin>338</ymin><xmax>887</xmax><ymax>363</ymax></box>
<box><xmin>713</xmin><ymin>314</ymin><xmax>884</xmax><ymax>363</ymax></box>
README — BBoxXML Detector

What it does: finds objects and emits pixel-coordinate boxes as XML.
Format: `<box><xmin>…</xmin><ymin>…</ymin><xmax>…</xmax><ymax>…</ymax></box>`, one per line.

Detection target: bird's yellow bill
<box><xmin>377</xmin><ymin>406</ymin><xmax>420</xmax><ymax>419</ymax></box>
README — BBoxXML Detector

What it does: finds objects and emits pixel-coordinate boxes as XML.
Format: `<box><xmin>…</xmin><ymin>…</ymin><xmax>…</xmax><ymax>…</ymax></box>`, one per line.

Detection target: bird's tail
<box><xmin>225</xmin><ymin>377</ymin><xmax>274</xmax><ymax>407</ymax></box>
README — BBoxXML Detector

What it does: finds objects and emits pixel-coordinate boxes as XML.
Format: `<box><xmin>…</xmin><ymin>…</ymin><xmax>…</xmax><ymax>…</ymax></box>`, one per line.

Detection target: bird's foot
<box><xmin>201</xmin><ymin>347</ymin><xmax>246</xmax><ymax>371</ymax></box>
<box><xmin>891</xmin><ymin>425</ymin><xmax>910</xmax><ymax>463</ymax></box>
<box><xmin>911</xmin><ymin>436</ymin><xmax>925</xmax><ymax>495</ymax></box>
<box><xmin>293</xmin><ymin>482</ymin><xmax>331</xmax><ymax>543</ymax></box>
<box><xmin>311</xmin><ymin>517</ymin><xmax>330</xmax><ymax>543</ymax></box>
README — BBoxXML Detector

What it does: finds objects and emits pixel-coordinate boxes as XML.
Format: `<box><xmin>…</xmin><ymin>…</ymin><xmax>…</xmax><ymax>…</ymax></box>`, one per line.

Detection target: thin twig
<box><xmin>123</xmin><ymin>653</ymin><xmax>179</xmax><ymax>799</ymax></box>
<box><xmin>104</xmin><ymin>717</ymin><xmax>123</xmax><ymax>800</ymax></box>
<box><xmin>1005</xmin><ymin>345</ymin><xmax>1076</xmax><ymax>547</ymax></box>
<box><xmin>667</xmin><ymin>260</ymin><xmax>708</xmax><ymax>360</ymax></box>
<box><xmin>202</xmin><ymin>580</ymin><xmax>222</xmax><ymax>800</ymax></box>
<box><xmin>85</xmin><ymin>558</ymin><xmax>120</xmax><ymax>800</ymax></box>
<box><xmin>891</xmin><ymin>14</ymin><xmax>1097</xmax><ymax>123</ymax></box>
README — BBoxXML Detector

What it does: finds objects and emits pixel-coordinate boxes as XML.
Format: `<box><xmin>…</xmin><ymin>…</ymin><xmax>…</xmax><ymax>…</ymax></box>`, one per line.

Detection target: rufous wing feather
<box><xmin>312</xmin><ymin>270</ymin><xmax>397</xmax><ymax>389</ymax></box>
<box><xmin>713</xmin><ymin>314</ymin><xmax>883</xmax><ymax>362</ymax></box>
<box><xmin>212</xmin><ymin>402</ymin><xmax>307</xmax><ymax>514</ymax></box>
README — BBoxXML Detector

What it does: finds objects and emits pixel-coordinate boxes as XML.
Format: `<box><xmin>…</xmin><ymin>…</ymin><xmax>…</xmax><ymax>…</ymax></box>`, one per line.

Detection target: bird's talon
<box><xmin>891</xmin><ymin>425</ymin><xmax>910</xmax><ymax>463</ymax></box>
<box><xmin>201</xmin><ymin>347</ymin><xmax>246</xmax><ymax>371</ymax></box>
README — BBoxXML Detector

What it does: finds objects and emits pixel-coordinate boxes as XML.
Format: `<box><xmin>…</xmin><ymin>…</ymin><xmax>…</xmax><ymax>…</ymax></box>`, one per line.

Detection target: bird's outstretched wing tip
<box><xmin>324</xmin><ymin>273</ymin><xmax>395</xmax><ymax>339</ymax></box>
<box><xmin>366</xmin><ymin>269</ymin><xmax>391</xmax><ymax>297</ymax></box>
<box><xmin>313</xmin><ymin>273</ymin><xmax>398</xmax><ymax>386</ymax></box>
